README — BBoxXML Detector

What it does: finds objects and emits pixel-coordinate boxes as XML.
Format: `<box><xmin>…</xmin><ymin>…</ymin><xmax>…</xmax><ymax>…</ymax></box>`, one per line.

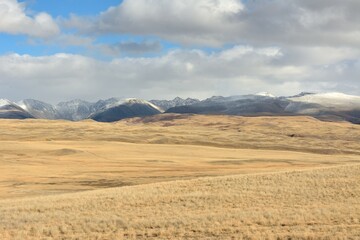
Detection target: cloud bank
<box><xmin>1</xmin><ymin>45</ymin><xmax>359</xmax><ymax>103</ymax></box>
<box><xmin>66</xmin><ymin>0</ymin><xmax>360</xmax><ymax>48</ymax></box>
<box><xmin>0</xmin><ymin>0</ymin><xmax>359</xmax><ymax>101</ymax></box>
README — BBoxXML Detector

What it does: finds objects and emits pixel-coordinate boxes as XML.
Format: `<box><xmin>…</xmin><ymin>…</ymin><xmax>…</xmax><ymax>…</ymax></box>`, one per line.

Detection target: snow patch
<box><xmin>255</xmin><ymin>92</ymin><xmax>276</xmax><ymax>98</ymax></box>
<box><xmin>289</xmin><ymin>92</ymin><xmax>360</xmax><ymax>110</ymax></box>
<box><xmin>17</xmin><ymin>100</ymin><xmax>28</xmax><ymax>111</ymax></box>
<box><xmin>124</xmin><ymin>98</ymin><xmax>164</xmax><ymax>112</ymax></box>
<box><xmin>105</xmin><ymin>98</ymin><xmax>164</xmax><ymax>113</ymax></box>
<box><xmin>0</xmin><ymin>99</ymin><xmax>12</xmax><ymax>108</ymax></box>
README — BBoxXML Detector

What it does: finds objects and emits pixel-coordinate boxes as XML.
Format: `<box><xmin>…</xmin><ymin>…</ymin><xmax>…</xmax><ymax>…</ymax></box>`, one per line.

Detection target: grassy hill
<box><xmin>0</xmin><ymin>114</ymin><xmax>359</xmax><ymax>238</ymax></box>
<box><xmin>0</xmin><ymin>164</ymin><xmax>359</xmax><ymax>239</ymax></box>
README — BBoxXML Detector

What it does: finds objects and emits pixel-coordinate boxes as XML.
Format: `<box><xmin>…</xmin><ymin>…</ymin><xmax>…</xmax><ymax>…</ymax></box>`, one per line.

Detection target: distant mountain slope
<box><xmin>166</xmin><ymin>94</ymin><xmax>288</xmax><ymax>116</ymax></box>
<box><xmin>55</xmin><ymin>99</ymin><xmax>94</xmax><ymax>121</ymax></box>
<box><xmin>166</xmin><ymin>92</ymin><xmax>360</xmax><ymax>124</ymax></box>
<box><xmin>288</xmin><ymin>92</ymin><xmax>360</xmax><ymax>111</ymax></box>
<box><xmin>18</xmin><ymin>99</ymin><xmax>58</xmax><ymax>119</ymax></box>
<box><xmin>0</xmin><ymin>99</ymin><xmax>34</xmax><ymax>119</ymax></box>
<box><xmin>286</xmin><ymin>92</ymin><xmax>360</xmax><ymax>124</ymax></box>
<box><xmin>90</xmin><ymin>98</ymin><xmax>121</xmax><ymax>112</ymax></box>
<box><xmin>1</xmin><ymin>92</ymin><xmax>360</xmax><ymax>124</ymax></box>
<box><xmin>150</xmin><ymin>97</ymin><xmax>200</xmax><ymax>111</ymax></box>
<box><xmin>90</xmin><ymin>98</ymin><xmax>162</xmax><ymax>122</ymax></box>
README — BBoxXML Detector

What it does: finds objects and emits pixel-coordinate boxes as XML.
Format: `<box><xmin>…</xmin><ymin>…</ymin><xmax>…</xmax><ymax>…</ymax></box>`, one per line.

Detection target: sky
<box><xmin>0</xmin><ymin>0</ymin><xmax>359</xmax><ymax>103</ymax></box>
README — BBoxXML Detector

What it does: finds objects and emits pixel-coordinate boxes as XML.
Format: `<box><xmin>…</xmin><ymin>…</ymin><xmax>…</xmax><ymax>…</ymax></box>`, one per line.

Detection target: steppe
<box><xmin>0</xmin><ymin>114</ymin><xmax>359</xmax><ymax>239</ymax></box>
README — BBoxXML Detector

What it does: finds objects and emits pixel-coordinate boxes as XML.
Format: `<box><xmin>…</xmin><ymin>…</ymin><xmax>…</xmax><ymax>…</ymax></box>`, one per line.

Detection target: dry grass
<box><xmin>2</xmin><ymin>114</ymin><xmax>360</xmax><ymax>155</ymax></box>
<box><xmin>0</xmin><ymin>114</ymin><xmax>359</xmax><ymax>199</ymax></box>
<box><xmin>0</xmin><ymin>164</ymin><xmax>359</xmax><ymax>239</ymax></box>
<box><xmin>0</xmin><ymin>114</ymin><xmax>359</xmax><ymax>239</ymax></box>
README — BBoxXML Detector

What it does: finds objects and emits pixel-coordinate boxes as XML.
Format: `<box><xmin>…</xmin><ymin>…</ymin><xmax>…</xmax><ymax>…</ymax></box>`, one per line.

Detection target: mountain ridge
<box><xmin>0</xmin><ymin>98</ymin><xmax>35</xmax><ymax>119</ymax></box>
<box><xmin>0</xmin><ymin>92</ymin><xmax>359</xmax><ymax>124</ymax></box>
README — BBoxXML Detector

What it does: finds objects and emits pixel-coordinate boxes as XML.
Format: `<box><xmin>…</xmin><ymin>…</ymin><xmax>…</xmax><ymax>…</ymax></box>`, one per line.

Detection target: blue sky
<box><xmin>0</xmin><ymin>0</ymin><xmax>359</xmax><ymax>102</ymax></box>
<box><xmin>24</xmin><ymin>0</ymin><xmax>122</xmax><ymax>17</ymax></box>
<box><xmin>2</xmin><ymin>0</ymin><xmax>189</xmax><ymax>58</ymax></box>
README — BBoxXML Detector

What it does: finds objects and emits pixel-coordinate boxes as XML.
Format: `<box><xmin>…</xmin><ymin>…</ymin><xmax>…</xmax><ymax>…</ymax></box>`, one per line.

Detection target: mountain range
<box><xmin>167</xmin><ymin>92</ymin><xmax>360</xmax><ymax>124</ymax></box>
<box><xmin>13</xmin><ymin>98</ymin><xmax>166</xmax><ymax>122</ymax></box>
<box><xmin>0</xmin><ymin>93</ymin><xmax>360</xmax><ymax>124</ymax></box>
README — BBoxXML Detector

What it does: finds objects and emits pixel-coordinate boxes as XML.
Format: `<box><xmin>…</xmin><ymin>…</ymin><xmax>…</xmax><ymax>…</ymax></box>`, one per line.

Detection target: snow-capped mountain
<box><xmin>90</xmin><ymin>98</ymin><xmax>122</xmax><ymax>113</ymax></box>
<box><xmin>18</xmin><ymin>99</ymin><xmax>58</xmax><ymax>119</ymax></box>
<box><xmin>166</xmin><ymin>92</ymin><xmax>360</xmax><ymax>124</ymax></box>
<box><xmin>11</xmin><ymin>97</ymin><xmax>164</xmax><ymax>122</ymax></box>
<box><xmin>90</xmin><ymin>98</ymin><xmax>163</xmax><ymax>122</ymax></box>
<box><xmin>0</xmin><ymin>92</ymin><xmax>359</xmax><ymax>124</ymax></box>
<box><xmin>166</xmin><ymin>93</ymin><xmax>287</xmax><ymax>115</ymax></box>
<box><xmin>288</xmin><ymin>92</ymin><xmax>360</xmax><ymax>111</ymax></box>
<box><xmin>285</xmin><ymin>92</ymin><xmax>360</xmax><ymax>123</ymax></box>
<box><xmin>55</xmin><ymin>99</ymin><xmax>93</xmax><ymax>121</ymax></box>
<box><xmin>150</xmin><ymin>97</ymin><xmax>200</xmax><ymax>111</ymax></box>
<box><xmin>0</xmin><ymin>99</ymin><xmax>34</xmax><ymax>119</ymax></box>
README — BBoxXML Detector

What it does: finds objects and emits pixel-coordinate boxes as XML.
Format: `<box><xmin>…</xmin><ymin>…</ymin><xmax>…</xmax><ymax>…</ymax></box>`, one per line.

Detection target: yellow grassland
<box><xmin>0</xmin><ymin>114</ymin><xmax>359</xmax><ymax>239</ymax></box>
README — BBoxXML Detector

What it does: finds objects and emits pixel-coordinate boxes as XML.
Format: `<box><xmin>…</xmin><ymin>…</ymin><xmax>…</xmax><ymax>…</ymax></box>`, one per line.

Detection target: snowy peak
<box><xmin>90</xmin><ymin>98</ymin><xmax>163</xmax><ymax>122</ymax></box>
<box><xmin>0</xmin><ymin>99</ymin><xmax>13</xmax><ymax>108</ymax></box>
<box><xmin>111</xmin><ymin>98</ymin><xmax>152</xmax><ymax>107</ymax></box>
<box><xmin>150</xmin><ymin>97</ymin><xmax>200</xmax><ymax>111</ymax></box>
<box><xmin>101</xmin><ymin>98</ymin><xmax>163</xmax><ymax>113</ymax></box>
<box><xmin>18</xmin><ymin>99</ymin><xmax>58</xmax><ymax>119</ymax></box>
<box><xmin>255</xmin><ymin>92</ymin><xmax>276</xmax><ymax>98</ymax></box>
<box><xmin>0</xmin><ymin>99</ymin><xmax>25</xmax><ymax>111</ymax></box>
<box><xmin>288</xmin><ymin>92</ymin><xmax>360</xmax><ymax>110</ymax></box>
<box><xmin>0</xmin><ymin>99</ymin><xmax>34</xmax><ymax>119</ymax></box>
<box><xmin>290</xmin><ymin>92</ymin><xmax>360</xmax><ymax>100</ymax></box>
<box><xmin>124</xmin><ymin>98</ymin><xmax>164</xmax><ymax>112</ymax></box>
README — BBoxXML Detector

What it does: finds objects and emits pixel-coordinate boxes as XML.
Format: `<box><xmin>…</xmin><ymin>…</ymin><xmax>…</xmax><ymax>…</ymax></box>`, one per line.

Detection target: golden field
<box><xmin>1</xmin><ymin>165</ymin><xmax>359</xmax><ymax>239</ymax></box>
<box><xmin>0</xmin><ymin>114</ymin><xmax>359</xmax><ymax>239</ymax></box>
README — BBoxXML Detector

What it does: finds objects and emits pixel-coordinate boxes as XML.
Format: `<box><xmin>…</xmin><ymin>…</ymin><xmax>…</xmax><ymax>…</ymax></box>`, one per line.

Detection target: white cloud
<box><xmin>0</xmin><ymin>0</ymin><xmax>59</xmax><ymax>37</ymax></box>
<box><xmin>65</xmin><ymin>0</ymin><xmax>360</xmax><ymax>48</ymax></box>
<box><xmin>0</xmin><ymin>45</ymin><xmax>359</xmax><ymax>103</ymax></box>
<box><xmin>65</xmin><ymin>0</ymin><xmax>244</xmax><ymax>47</ymax></box>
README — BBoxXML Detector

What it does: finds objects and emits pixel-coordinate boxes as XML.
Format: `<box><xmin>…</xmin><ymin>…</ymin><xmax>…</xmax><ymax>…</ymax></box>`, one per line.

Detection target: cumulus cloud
<box><xmin>0</xmin><ymin>0</ymin><xmax>59</xmax><ymax>37</ymax></box>
<box><xmin>0</xmin><ymin>45</ymin><xmax>359</xmax><ymax>103</ymax></box>
<box><xmin>65</xmin><ymin>0</ymin><xmax>244</xmax><ymax>46</ymax></box>
<box><xmin>235</xmin><ymin>0</ymin><xmax>360</xmax><ymax>48</ymax></box>
<box><xmin>65</xmin><ymin>0</ymin><xmax>360</xmax><ymax>48</ymax></box>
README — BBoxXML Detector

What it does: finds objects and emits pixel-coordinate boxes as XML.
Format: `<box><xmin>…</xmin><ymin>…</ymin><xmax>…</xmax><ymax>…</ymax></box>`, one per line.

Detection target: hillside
<box><xmin>0</xmin><ymin>114</ymin><xmax>360</xmax><ymax>199</ymax></box>
<box><xmin>90</xmin><ymin>99</ymin><xmax>162</xmax><ymax>122</ymax></box>
<box><xmin>0</xmin><ymin>115</ymin><xmax>359</xmax><ymax>239</ymax></box>
<box><xmin>0</xmin><ymin>164</ymin><xmax>359</xmax><ymax>239</ymax></box>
